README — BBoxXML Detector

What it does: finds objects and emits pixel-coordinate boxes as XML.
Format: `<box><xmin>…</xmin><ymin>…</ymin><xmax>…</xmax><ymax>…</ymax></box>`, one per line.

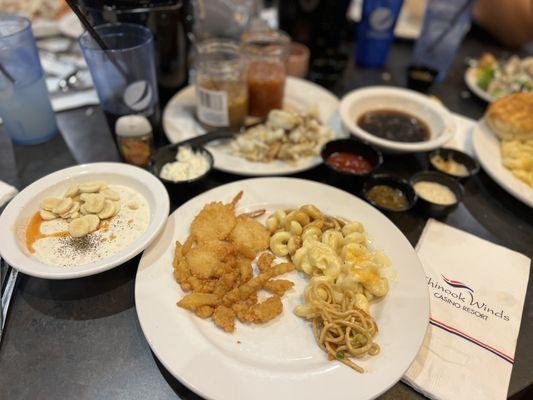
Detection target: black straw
<box><xmin>426</xmin><ymin>0</ymin><xmax>474</xmax><ymax>53</ymax></box>
<box><xmin>65</xmin><ymin>0</ymin><xmax>129</xmax><ymax>80</ymax></box>
<box><xmin>0</xmin><ymin>62</ymin><xmax>15</xmax><ymax>84</ymax></box>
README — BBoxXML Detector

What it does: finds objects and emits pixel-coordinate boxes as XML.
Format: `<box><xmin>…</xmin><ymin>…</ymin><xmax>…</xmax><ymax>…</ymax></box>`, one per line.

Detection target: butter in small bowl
<box><xmin>150</xmin><ymin>143</ymin><xmax>214</xmax><ymax>202</ymax></box>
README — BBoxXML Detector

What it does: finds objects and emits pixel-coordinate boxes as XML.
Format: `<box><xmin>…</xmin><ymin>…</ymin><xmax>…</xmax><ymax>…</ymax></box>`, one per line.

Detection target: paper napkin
<box><xmin>403</xmin><ymin>219</ymin><xmax>531</xmax><ymax>400</ymax></box>
<box><xmin>0</xmin><ymin>180</ymin><xmax>18</xmax><ymax>208</ymax></box>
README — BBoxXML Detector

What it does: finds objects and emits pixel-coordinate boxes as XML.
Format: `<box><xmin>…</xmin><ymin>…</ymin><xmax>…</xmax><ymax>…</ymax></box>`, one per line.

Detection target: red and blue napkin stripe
<box><xmin>429</xmin><ymin>317</ymin><xmax>514</xmax><ymax>364</ymax></box>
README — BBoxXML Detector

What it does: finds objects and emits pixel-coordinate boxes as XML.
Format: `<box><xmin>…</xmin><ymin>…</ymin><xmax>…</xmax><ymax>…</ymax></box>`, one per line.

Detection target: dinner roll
<box><xmin>485</xmin><ymin>92</ymin><xmax>533</xmax><ymax>140</ymax></box>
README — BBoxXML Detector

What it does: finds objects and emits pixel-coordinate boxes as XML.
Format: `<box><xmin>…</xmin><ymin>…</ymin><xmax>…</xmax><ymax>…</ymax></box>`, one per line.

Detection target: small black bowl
<box><xmin>321</xmin><ymin>138</ymin><xmax>383</xmax><ymax>182</ymax></box>
<box><xmin>150</xmin><ymin>143</ymin><xmax>214</xmax><ymax>202</ymax></box>
<box><xmin>362</xmin><ymin>174</ymin><xmax>417</xmax><ymax>213</ymax></box>
<box><xmin>407</xmin><ymin>64</ymin><xmax>438</xmax><ymax>93</ymax></box>
<box><xmin>410</xmin><ymin>171</ymin><xmax>464</xmax><ymax>217</ymax></box>
<box><xmin>428</xmin><ymin>147</ymin><xmax>480</xmax><ymax>181</ymax></box>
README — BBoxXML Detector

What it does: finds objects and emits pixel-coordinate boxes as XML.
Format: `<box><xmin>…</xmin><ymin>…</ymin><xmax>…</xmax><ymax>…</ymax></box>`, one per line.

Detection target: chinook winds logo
<box><xmin>441</xmin><ymin>275</ymin><xmax>474</xmax><ymax>292</ymax></box>
<box><xmin>426</xmin><ymin>274</ymin><xmax>514</xmax><ymax>364</ymax></box>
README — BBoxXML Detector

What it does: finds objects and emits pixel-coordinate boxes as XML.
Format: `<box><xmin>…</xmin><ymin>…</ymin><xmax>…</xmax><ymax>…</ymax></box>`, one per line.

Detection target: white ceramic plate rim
<box><xmin>472</xmin><ymin>120</ymin><xmax>533</xmax><ymax>207</ymax></box>
<box><xmin>339</xmin><ymin>86</ymin><xmax>455</xmax><ymax>153</ymax></box>
<box><xmin>135</xmin><ymin>177</ymin><xmax>430</xmax><ymax>400</ymax></box>
<box><xmin>464</xmin><ymin>67</ymin><xmax>496</xmax><ymax>103</ymax></box>
<box><xmin>162</xmin><ymin>77</ymin><xmax>344</xmax><ymax>176</ymax></box>
<box><xmin>0</xmin><ymin>162</ymin><xmax>170</xmax><ymax>279</ymax></box>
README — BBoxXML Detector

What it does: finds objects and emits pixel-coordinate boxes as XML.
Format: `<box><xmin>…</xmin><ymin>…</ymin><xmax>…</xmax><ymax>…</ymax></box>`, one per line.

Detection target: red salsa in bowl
<box><xmin>321</xmin><ymin>138</ymin><xmax>383</xmax><ymax>180</ymax></box>
<box><xmin>326</xmin><ymin>152</ymin><xmax>373</xmax><ymax>174</ymax></box>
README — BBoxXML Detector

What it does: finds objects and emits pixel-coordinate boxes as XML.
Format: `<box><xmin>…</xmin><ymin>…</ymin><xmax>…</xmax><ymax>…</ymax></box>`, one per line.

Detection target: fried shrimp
<box><xmin>185</xmin><ymin>240</ymin><xmax>237</xmax><ymax>279</ymax></box>
<box><xmin>190</xmin><ymin>202</ymin><xmax>237</xmax><ymax>242</ymax></box>
<box><xmin>230</xmin><ymin>215</ymin><xmax>270</xmax><ymax>253</ymax></box>
<box><xmin>189</xmin><ymin>192</ymin><xmax>245</xmax><ymax>243</ymax></box>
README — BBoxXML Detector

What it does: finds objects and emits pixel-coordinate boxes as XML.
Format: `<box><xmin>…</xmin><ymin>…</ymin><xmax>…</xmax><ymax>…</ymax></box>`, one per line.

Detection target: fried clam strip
<box><xmin>257</xmin><ymin>252</ymin><xmax>276</xmax><ymax>273</ymax></box>
<box><xmin>177</xmin><ymin>292</ymin><xmax>221</xmax><ymax>310</ymax></box>
<box><xmin>264</xmin><ymin>279</ymin><xmax>294</xmax><ymax>296</ymax></box>
<box><xmin>223</xmin><ymin>261</ymin><xmax>295</xmax><ymax>325</ymax></box>
<box><xmin>233</xmin><ymin>295</ymin><xmax>283</xmax><ymax>324</ymax></box>
<box><xmin>221</xmin><ymin>262</ymin><xmax>295</xmax><ymax>306</ymax></box>
<box><xmin>222</xmin><ymin>273</ymin><xmax>271</xmax><ymax>306</ymax></box>
<box><xmin>232</xmin><ymin>293</ymin><xmax>258</xmax><ymax>322</ymax></box>
<box><xmin>269</xmin><ymin>262</ymin><xmax>295</xmax><ymax>276</ymax></box>
<box><xmin>212</xmin><ymin>305</ymin><xmax>237</xmax><ymax>332</ymax></box>
<box><xmin>173</xmin><ymin>241</ymin><xmax>192</xmax><ymax>291</ymax></box>
<box><xmin>236</xmin><ymin>256</ymin><xmax>253</xmax><ymax>283</ymax></box>
<box><xmin>250</xmin><ymin>295</ymin><xmax>283</xmax><ymax>323</ymax></box>
<box><xmin>196</xmin><ymin>305</ymin><xmax>215</xmax><ymax>319</ymax></box>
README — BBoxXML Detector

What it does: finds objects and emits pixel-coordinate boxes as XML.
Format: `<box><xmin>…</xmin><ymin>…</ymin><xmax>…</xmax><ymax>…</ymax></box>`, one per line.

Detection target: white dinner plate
<box><xmin>162</xmin><ymin>77</ymin><xmax>345</xmax><ymax>176</ymax></box>
<box><xmin>464</xmin><ymin>67</ymin><xmax>496</xmax><ymax>103</ymax></box>
<box><xmin>473</xmin><ymin>120</ymin><xmax>533</xmax><ymax>207</ymax></box>
<box><xmin>135</xmin><ymin>178</ymin><xmax>429</xmax><ymax>400</ymax></box>
<box><xmin>0</xmin><ymin>163</ymin><xmax>169</xmax><ymax>279</ymax></box>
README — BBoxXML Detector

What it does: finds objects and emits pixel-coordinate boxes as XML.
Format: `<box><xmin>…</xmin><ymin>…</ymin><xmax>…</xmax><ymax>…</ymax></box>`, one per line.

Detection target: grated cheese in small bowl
<box><xmin>159</xmin><ymin>146</ymin><xmax>211</xmax><ymax>182</ymax></box>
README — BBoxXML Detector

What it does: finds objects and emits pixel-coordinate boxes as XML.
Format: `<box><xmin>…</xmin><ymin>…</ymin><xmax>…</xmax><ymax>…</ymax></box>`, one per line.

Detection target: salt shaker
<box><xmin>115</xmin><ymin>115</ymin><xmax>154</xmax><ymax>167</ymax></box>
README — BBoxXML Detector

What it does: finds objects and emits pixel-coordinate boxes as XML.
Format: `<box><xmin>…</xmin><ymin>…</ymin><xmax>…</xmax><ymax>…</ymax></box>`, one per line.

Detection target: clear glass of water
<box><xmin>79</xmin><ymin>23</ymin><xmax>161</xmax><ymax>145</ymax></box>
<box><xmin>0</xmin><ymin>13</ymin><xmax>58</xmax><ymax>145</ymax></box>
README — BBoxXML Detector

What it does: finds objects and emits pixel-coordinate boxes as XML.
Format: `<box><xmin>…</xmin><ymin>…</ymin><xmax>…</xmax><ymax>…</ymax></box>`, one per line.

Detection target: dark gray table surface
<box><xmin>1</xmin><ymin>31</ymin><xmax>532</xmax><ymax>400</ymax></box>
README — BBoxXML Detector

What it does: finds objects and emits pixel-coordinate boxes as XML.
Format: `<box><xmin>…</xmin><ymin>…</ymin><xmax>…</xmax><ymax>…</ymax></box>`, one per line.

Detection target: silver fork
<box><xmin>0</xmin><ymin>256</ymin><xmax>18</xmax><ymax>344</ymax></box>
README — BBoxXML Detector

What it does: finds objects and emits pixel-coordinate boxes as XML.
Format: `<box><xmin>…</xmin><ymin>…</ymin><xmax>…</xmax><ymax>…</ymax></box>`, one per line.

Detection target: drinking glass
<box><xmin>0</xmin><ymin>13</ymin><xmax>58</xmax><ymax>145</ymax></box>
<box><xmin>412</xmin><ymin>0</ymin><xmax>474</xmax><ymax>82</ymax></box>
<box><xmin>79</xmin><ymin>23</ymin><xmax>161</xmax><ymax>145</ymax></box>
<box><xmin>192</xmin><ymin>0</ymin><xmax>259</xmax><ymax>41</ymax></box>
<box><xmin>196</xmin><ymin>39</ymin><xmax>248</xmax><ymax>130</ymax></box>
<box><xmin>241</xmin><ymin>29</ymin><xmax>290</xmax><ymax>118</ymax></box>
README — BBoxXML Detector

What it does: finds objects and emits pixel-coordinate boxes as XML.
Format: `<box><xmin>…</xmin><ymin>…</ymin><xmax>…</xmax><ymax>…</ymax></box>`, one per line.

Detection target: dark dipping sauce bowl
<box><xmin>428</xmin><ymin>147</ymin><xmax>480</xmax><ymax>181</ymax></box>
<box><xmin>150</xmin><ymin>143</ymin><xmax>214</xmax><ymax>204</ymax></box>
<box><xmin>362</xmin><ymin>174</ymin><xmax>417</xmax><ymax>213</ymax></box>
<box><xmin>410</xmin><ymin>171</ymin><xmax>464</xmax><ymax>218</ymax></box>
<box><xmin>407</xmin><ymin>64</ymin><xmax>438</xmax><ymax>93</ymax></box>
<box><xmin>321</xmin><ymin>139</ymin><xmax>383</xmax><ymax>189</ymax></box>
